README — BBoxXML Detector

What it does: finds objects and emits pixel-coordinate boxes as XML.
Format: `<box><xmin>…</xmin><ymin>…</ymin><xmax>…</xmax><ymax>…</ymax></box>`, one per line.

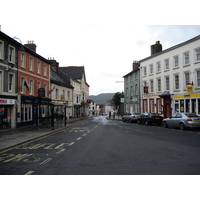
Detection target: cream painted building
<box><xmin>139</xmin><ymin>36</ymin><xmax>200</xmax><ymax>118</ymax></box>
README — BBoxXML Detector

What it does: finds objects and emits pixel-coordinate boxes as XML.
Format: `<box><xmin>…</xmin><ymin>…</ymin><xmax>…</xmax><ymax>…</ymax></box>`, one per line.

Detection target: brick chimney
<box><xmin>49</xmin><ymin>58</ymin><xmax>59</xmax><ymax>73</ymax></box>
<box><xmin>151</xmin><ymin>41</ymin><xmax>162</xmax><ymax>55</ymax></box>
<box><xmin>24</xmin><ymin>41</ymin><xmax>37</xmax><ymax>52</ymax></box>
<box><xmin>132</xmin><ymin>60</ymin><xmax>140</xmax><ymax>70</ymax></box>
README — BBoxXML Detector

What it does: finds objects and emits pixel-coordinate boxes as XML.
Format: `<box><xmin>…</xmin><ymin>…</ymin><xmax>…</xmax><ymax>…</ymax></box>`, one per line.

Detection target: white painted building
<box><xmin>139</xmin><ymin>35</ymin><xmax>200</xmax><ymax>118</ymax></box>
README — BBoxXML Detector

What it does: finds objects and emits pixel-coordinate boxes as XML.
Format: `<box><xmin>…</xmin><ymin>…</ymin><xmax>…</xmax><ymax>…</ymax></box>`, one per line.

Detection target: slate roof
<box><xmin>50</xmin><ymin>68</ymin><xmax>73</xmax><ymax>89</ymax></box>
<box><xmin>139</xmin><ymin>34</ymin><xmax>200</xmax><ymax>62</ymax></box>
<box><xmin>59</xmin><ymin>66</ymin><xmax>90</xmax><ymax>86</ymax></box>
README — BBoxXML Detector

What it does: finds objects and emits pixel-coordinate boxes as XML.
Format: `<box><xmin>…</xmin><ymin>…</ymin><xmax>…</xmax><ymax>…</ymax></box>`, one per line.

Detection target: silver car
<box><xmin>163</xmin><ymin>113</ymin><xmax>200</xmax><ymax>130</ymax></box>
<box><xmin>122</xmin><ymin>112</ymin><xmax>140</xmax><ymax>123</ymax></box>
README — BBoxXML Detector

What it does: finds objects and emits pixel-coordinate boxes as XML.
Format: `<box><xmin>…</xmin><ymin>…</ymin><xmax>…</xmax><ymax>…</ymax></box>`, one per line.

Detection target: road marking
<box><xmin>56</xmin><ymin>149</ymin><xmax>66</xmax><ymax>154</ymax></box>
<box><xmin>24</xmin><ymin>170</ymin><xmax>35</xmax><ymax>175</ymax></box>
<box><xmin>76</xmin><ymin>137</ymin><xmax>82</xmax><ymax>140</ymax></box>
<box><xmin>82</xmin><ymin>134</ymin><xmax>87</xmax><ymax>136</ymax></box>
<box><xmin>40</xmin><ymin>158</ymin><xmax>52</xmax><ymax>165</ymax></box>
<box><xmin>68</xmin><ymin>142</ymin><xmax>75</xmax><ymax>146</ymax></box>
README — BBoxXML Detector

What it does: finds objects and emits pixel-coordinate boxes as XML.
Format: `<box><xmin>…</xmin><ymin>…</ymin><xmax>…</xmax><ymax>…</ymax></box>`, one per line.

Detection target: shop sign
<box><xmin>0</xmin><ymin>99</ymin><xmax>15</xmax><ymax>105</ymax></box>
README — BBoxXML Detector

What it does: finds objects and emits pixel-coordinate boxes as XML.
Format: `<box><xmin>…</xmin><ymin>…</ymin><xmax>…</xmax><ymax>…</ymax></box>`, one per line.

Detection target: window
<box><xmin>29</xmin><ymin>80</ymin><xmax>34</xmax><ymax>95</ymax></box>
<box><xmin>149</xmin><ymin>64</ymin><xmax>153</xmax><ymax>75</ymax></box>
<box><xmin>67</xmin><ymin>91</ymin><xmax>70</xmax><ymax>100</ymax></box>
<box><xmin>164</xmin><ymin>58</ymin><xmax>169</xmax><ymax>71</ymax></box>
<box><xmin>44</xmin><ymin>84</ymin><xmax>47</xmax><ymax>97</ymax></box>
<box><xmin>150</xmin><ymin>79</ymin><xmax>154</xmax><ymax>93</ymax></box>
<box><xmin>143</xmin><ymin>99</ymin><xmax>148</xmax><ymax>112</ymax></box>
<box><xmin>157</xmin><ymin>99</ymin><xmax>162</xmax><ymax>113</ymax></box>
<box><xmin>44</xmin><ymin>64</ymin><xmax>47</xmax><ymax>76</ymax></box>
<box><xmin>0</xmin><ymin>71</ymin><xmax>2</xmax><ymax>92</ymax></box>
<box><xmin>143</xmin><ymin>66</ymin><xmax>147</xmax><ymax>76</ymax></box>
<box><xmin>56</xmin><ymin>89</ymin><xmax>59</xmax><ymax>99</ymax></box>
<box><xmin>173</xmin><ymin>55</ymin><xmax>179</xmax><ymax>68</ymax></box>
<box><xmin>150</xmin><ymin>99</ymin><xmax>154</xmax><ymax>113</ymax></box>
<box><xmin>184</xmin><ymin>71</ymin><xmax>190</xmax><ymax>89</ymax></box>
<box><xmin>20</xmin><ymin>53</ymin><xmax>25</xmax><ymax>68</ymax></box>
<box><xmin>0</xmin><ymin>40</ymin><xmax>4</xmax><ymax>60</ymax></box>
<box><xmin>135</xmin><ymin>84</ymin><xmax>138</xmax><ymax>95</ymax></box>
<box><xmin>157</xmin><ymin>78</ymin><xmax>161</xmax><ymax>92</ymax></box>
<box><xmin>29</xmin><ymin>57</ymin><xmax>34</xmax><ymax>71</ymax></box>
<box><xmin>196</xmin><ymin>70</ymin><xmax>200</xmax><ymax>87</ymax></box>
<box><xmin>194</xmin><ymin>47</ymin><xmax>200</xmax><ymax>63</ymax></box>
<box><xmin>8</xmin><ymin>74</ymin><xmax>14</xmax><ymax>92</ymax></box>
<box><xmin>156</xmin><ymin>61</ymin><xmax>161</xmax><ymax>73</ymax></box>
<box><xmin>21</xmin><ymin>104</ymin><xmax>32</xmax><ymax>122</ymax></box>
<box><xmin>8</xmin><ymin>45</ymin><xmax>15</xmax><ymax>63</ymax></box>
<box><xmin>165</xmin><ymin>76</ymin><xmax>170</xmax><ymax>91</ymax></box>
<box><xmin>183</xmin><ymin>51</ymin><xmax>190</xmax><ymax>66</ymax></box>
<box><xmin>21</xmin><ymin>77</ymin><xmax>25</xmax><ymax>93</ymax></box>
<box><xmin>37</xmin><ymin>61</ymin><xmax>41</xmax><ymax>74</ymax></box>
<box><xmin>37</xmin><ymin>82</ymin><xmax>41</xmax><ymax>90</ymax></box>
<box><xmin>174</xmin><ymin>74</ymin><xmax>179</xmax><ymax>90</ymax></box>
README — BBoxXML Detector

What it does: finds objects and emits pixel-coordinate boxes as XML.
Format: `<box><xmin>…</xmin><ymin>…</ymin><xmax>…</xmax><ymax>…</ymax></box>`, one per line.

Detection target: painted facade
<box><xmin>139</xmin><ymin>36</ymin><xmax>200</xmax><ymax>117</ymax></box>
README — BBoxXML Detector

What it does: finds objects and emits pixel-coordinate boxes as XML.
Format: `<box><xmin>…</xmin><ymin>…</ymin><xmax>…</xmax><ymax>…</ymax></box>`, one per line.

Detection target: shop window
<box><xmin>185</xmin><ymin>99</ymin><xmax>190</xmax><ymax>113</ymax></box>
<box><xmin>21</xmin><ymin>104</ymin><xmax>32</xmax><ymax>122</ymax></box>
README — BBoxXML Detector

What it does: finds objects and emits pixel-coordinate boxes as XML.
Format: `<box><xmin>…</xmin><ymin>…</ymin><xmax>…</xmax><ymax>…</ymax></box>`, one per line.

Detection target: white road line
<box><xmin>40</xmin><ymin>158</ymin><xmax>52</xmax><ymax>165</ymax></box>
<box><xmin>56</xmin><ymin>149</ymin><xmax>65</xmax><ymax>154</ymax></box>
<box><xmin>76</xmin><ymin>137</ymin><xmax>82</xmax><ymax>140</ymax></box>
<box><xmin>24</xmin><ymin>170</ymin><xmax>35</xmax><ymax>175</ymax></box>
<box><xmin>68</xmin><ymin>142</ymin><xmax>75</xmax><ymax>146</ymax></box>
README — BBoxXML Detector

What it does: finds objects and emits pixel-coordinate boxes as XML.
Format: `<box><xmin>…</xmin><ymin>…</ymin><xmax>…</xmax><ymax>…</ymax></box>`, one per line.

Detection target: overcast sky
<box><xmin>1</xmin><ymin>0</ymin><xmax>200</xmax><ymax>95</ymax></box>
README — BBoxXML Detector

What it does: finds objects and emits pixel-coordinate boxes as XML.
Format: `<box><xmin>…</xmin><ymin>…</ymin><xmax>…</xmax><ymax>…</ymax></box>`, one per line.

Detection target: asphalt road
<box><xmin>0</xmin><ymin>115</ymin><xmax>200</xmax><ymax>175</ymax></box>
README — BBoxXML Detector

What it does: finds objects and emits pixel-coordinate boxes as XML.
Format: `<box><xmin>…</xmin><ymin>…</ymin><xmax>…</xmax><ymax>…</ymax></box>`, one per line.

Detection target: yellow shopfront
<box><xmin>173</xmin><ymin>93</ymin><xmax>200</xmax><ymax>115</ymax></box>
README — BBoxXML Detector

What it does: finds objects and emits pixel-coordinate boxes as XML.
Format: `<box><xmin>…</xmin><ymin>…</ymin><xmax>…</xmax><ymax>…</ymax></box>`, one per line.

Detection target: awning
<box><xmin>159</xmin><ymin>91</ymin><xmax>171</xmax><ymax>98</ymax></box>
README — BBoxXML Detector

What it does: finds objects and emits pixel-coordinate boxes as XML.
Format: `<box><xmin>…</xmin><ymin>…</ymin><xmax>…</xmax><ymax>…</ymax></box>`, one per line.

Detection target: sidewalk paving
<box><xmin>0</xmin><ymin>117</ymin><xmax>86</xmax><ymax>152</ymax></box>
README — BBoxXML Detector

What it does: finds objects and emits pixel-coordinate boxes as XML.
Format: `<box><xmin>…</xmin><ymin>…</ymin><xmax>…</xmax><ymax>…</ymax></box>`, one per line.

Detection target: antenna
<box><xmin>13</xmin><ymin>36</ymin><xmax>22</xmax><ymax>44</ymax></box>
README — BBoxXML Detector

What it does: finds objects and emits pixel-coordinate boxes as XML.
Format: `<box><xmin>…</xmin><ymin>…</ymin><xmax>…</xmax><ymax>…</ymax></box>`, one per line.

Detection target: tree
<box><xmin>112</xmin><ymin>92</ymin><xmax>124</xmax><ymax>115</ymax></box>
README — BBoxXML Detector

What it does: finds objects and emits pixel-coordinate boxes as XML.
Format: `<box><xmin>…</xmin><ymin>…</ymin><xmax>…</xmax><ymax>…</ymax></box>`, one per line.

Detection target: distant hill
<box><xmin>90</xmin><ymin>93</ymin><xmax>115</xmax><ymax>104</ymax></box>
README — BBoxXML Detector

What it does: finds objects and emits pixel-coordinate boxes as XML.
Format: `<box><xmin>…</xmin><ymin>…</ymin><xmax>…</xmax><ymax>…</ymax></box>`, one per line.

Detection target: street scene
<box><xmin>0</xmin><ymin>115</ymin><xmax>200</xmax><ymax>175</ymax></box>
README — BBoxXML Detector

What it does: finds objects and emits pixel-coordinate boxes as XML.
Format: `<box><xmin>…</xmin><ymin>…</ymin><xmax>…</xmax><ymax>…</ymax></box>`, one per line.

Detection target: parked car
<box><xmin>163</xmin><ymin>113</ymin><xmax>200</xmax><ymax>130</ymax></box>
<box><xmin>122</xmin><ymin>112</ymin><xmax>140</xmax><ymax>123</ymax></box>
<box><xmin>137</xmin><ymin>113</ymin><xmax>163</xmax><ymax>125</ymax></box>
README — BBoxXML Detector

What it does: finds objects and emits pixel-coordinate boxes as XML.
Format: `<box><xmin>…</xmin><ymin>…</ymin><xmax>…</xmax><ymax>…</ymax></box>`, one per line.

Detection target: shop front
<box><xmin>0</xmin><ymin>98</ymin><xmax>16</xmax><ymax>129</ymax></box>
<box><xmin>20</xmin><ymin>96</ymin><xmax>53</xmax><ymax>129</ymax></box>
<box><xmin>173</xmin><ymin>93</ymin><xmax>200</xmax><ymax>115</ymax></box>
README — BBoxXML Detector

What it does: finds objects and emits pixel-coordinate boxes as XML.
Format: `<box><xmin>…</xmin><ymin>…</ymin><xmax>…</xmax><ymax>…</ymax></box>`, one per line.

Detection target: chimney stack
<box><xmin>24</xmin><ymin>41</ymin><xmax>37</xmax><ymax>52</ymax></box>
<box><xmin>132</xmin><ymin>60</ymin><xmax>140</xmax><ymax>70</ymax></box>
<box><xmin>49</xmin><ymin>58</ymin><xmax>59</xmax><ymax>73</ymax></box>
<box><xmin>151</xmin><ymin>41</ymin><xmax>162</xmax><ymax>55</ymax></box>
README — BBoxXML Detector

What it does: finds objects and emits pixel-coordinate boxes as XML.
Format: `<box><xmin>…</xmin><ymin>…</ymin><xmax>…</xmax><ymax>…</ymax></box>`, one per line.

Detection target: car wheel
<box><xmin>163</xmin><ymin>121</ymin><xmax>168</xmax><ymax>128</ymax></box>
<box><xmin>122</xmin><ymin>118</ymin><xmax>125</xmax><ymax>122</ymax></box>
<box><xmin>179</xmin><ymin>122</ymin><xmax>185</xmax><ymax>130</ymax></box>
<box><xmin>145</xmin><ymin>120</ymin><xmax>149</xmax><ymax>126</ymax></box>
<box><xmin>137</xmin><ymin>120</ymin><xmax>140</xmax><ymax>124</ymax></box>
<box><xmin>128</xmin><ymin>118</ymin><xmax>131</xmax><ymax>123</ymax></box>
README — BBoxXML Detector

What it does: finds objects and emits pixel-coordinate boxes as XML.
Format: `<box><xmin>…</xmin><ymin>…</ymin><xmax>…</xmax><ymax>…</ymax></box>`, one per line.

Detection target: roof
<box><xmin>50</xmin><ymin>68</ymin><xmax>73</xmax><ymax>89</ymax></box>
<box><xmin>123</xmin><ymin>67</ymin><xmax>139</xmax><ymax>78</ymax></box>
<box><xmin>139</xmin><ymin>34</ymin><xmax>200</xmax><ymax>63</ymax></box>
<box><xmin>60</xmin><ymin>66</ymin><xmax>90</xmax><ymax>86</ymax></box>
<box><xmin>0</xmin><ymin>31</ymin><xmax>51</xmax><ymax>64</ymax></box>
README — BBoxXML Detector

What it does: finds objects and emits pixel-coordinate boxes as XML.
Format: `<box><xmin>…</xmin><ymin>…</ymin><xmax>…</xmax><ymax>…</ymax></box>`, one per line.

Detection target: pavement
<box><xmin>0</xmin><ymin>117</ymin><xmax>87</xmax><ymax>152</ymax></box>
